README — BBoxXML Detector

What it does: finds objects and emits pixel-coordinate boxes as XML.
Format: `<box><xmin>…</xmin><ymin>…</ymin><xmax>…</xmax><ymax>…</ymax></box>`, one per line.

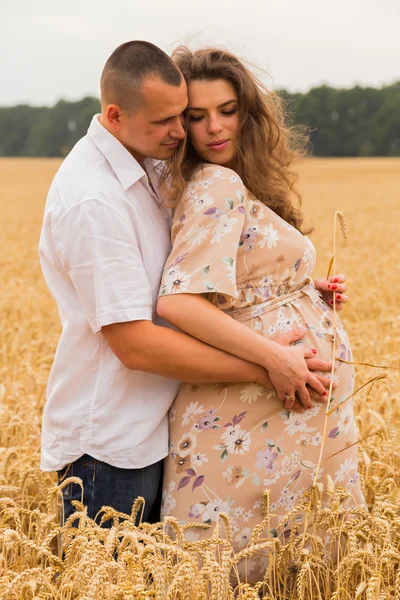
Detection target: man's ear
<box><xmin>104</xmin><ymin>104</ymin><xmax>123</xmax><ymax>132</ymax></box>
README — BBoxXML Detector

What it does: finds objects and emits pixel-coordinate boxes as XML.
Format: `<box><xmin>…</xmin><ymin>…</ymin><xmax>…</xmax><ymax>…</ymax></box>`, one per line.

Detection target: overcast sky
<box><xmin>2</xmin><ymin>0</ymin><xmax>399</xmax><ymax>106</ymax></box>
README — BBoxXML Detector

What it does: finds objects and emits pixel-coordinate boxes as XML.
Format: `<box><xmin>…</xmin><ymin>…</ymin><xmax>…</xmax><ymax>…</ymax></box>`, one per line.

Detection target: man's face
<box><xmin>118</xmin><ymin>76</ymin><xmax>188</xmax><ymax>163</ymax></box>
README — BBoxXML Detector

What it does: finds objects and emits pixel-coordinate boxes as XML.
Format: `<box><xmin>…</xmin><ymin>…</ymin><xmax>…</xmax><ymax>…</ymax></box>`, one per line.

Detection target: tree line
<box><xmin>1</xmin><ymin>82</ymin><xmax>399</xmax><ymax>157</ymax></box>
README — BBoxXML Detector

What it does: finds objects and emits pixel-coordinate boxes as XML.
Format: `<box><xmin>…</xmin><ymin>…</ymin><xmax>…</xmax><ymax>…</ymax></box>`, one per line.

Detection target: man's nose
<box><xmin>170</xmin><ymin>117</ymin><xmax>186</xmax><ymax>140</ymax></box>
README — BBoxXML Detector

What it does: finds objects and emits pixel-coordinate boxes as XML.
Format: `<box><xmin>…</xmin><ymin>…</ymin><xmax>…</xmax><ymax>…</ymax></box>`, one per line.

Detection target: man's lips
<box><xmin>206</xmin><ymin>139</ymin><xmax>230</xmax><ymax>151</ymax></box>
<box><xmin>163</xmin><ymin>140</ymin><xmax>180</xmax><ymax>148</ymax></box>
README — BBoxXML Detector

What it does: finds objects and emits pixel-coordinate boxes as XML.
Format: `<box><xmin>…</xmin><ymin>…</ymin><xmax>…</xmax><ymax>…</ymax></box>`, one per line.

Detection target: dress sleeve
<box><xmin>159</xmin><ymin>164</ymin><xmax>246</xmax><ymax>309</ymax></box>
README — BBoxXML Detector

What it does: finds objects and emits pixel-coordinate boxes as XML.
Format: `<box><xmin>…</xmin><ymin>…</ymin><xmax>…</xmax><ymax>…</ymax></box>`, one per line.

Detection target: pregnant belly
<box><xmin>171</xmin><ymin>297</ymin><xmax>354</xmax><ymax>438</ymax></box>
<box><xmin>250</xmin><ymin>296</ymin><xmax>353</xmax><ymax>366</ymax></box>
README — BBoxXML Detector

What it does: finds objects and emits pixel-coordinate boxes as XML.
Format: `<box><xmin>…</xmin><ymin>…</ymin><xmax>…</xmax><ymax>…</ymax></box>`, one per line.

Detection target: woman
<box><xmin>157</xmin><ymin>47</ymin><xmax>364</xmax><ymax>575</ymax></box>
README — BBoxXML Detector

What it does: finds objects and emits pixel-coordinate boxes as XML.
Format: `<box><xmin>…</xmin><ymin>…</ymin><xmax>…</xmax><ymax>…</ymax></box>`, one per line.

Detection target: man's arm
<box><xmin>102</xmin><ymin>319</ymin><xmax>334</xmax><ymax>413</ymax></box>
<box><xmin>102</xmin><ymin>319</ymin><xmax>271</xmax><ymax>385</ymax></box>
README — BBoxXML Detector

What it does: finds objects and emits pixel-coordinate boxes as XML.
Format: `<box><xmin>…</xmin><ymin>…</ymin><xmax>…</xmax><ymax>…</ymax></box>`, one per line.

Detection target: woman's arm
<box><xmin>157</xmin><ymin>293</ymin><xmax>327</xmax><ymax>409</ymax></box>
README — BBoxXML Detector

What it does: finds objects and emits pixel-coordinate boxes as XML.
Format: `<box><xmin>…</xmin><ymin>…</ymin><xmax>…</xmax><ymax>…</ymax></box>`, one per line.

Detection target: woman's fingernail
<box><xmin>331</xmin><ymin>284</ymin><xmax>338</xmax><ymax>290</ymax></box>
<box><xmin>311</xmin><ymin>349</ymin><xmax>317</xmax><ymax>354</ymax></box>
<box><xmin>336</xmin><ymin>294</ymin><xmax>342</xmax><ymax>300</ymax></box>
<box><xmin>330</xmin><ymin>299</ymin><xmax>333</xmax><ymax>304</ymax></box>
<box><xmin>333</xmin><ymin>277</ymin><xmax>339</xmax><ymax>283</ymax></box>
<box><xmin>327</xmin><ymin>284</ymin><xmax>331</xmax><ymax>289</ymax></box>
<box><xmin>322</xmin><ymin>391</ymin><xmax>327</xmax><ymax>396</ymax></box>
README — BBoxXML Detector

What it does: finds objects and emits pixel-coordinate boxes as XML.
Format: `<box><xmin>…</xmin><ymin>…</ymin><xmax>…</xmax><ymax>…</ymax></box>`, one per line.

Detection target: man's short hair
<box><xmin>100</xmin><ymin>41</ymin><xmax>182</xmax><ymax>111</ymax></box>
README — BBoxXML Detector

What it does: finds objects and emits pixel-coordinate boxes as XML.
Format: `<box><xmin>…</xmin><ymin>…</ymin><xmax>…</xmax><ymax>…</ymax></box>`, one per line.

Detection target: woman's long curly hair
<box><xmin>164</xmin><ymin>46</ymin><xmax>310</xmax><ymax>233</ymax></box>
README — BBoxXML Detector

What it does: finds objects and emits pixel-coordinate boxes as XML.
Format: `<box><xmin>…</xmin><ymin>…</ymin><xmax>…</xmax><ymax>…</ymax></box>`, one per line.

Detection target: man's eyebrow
<box><xmin>188</xmin><ymin>99</ymin><xmax>238</xmax><ymax>111</ymax></box>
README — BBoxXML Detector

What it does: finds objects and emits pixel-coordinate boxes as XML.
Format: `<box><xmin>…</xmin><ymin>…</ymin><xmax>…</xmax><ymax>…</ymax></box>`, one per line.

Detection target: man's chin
<box><xmin>148</xmin><ymin>147</ymin><xmax>179</xmax><ymax>161</ymax></box>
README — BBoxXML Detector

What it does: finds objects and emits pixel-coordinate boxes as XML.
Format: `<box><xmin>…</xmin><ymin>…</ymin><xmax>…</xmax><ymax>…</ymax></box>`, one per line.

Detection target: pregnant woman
<box><xmin>157</xmin><ymin>46</ymin><xmax>365</xmax><ymax>577</ymax></box>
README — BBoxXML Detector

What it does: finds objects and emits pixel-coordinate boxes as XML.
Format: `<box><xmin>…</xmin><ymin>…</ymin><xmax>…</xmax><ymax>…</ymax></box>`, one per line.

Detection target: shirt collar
<box><xmin>87</xmin><ymin>114</ymin><xmax>146</xmax><ymax>191</ymax></box>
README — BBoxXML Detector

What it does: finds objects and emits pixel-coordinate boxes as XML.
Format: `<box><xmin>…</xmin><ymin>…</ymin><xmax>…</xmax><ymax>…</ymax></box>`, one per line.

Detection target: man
<box><xmin>39</xmin><ymin>41</ymin><xmax>332</xmax><ymax>526</ymax></box>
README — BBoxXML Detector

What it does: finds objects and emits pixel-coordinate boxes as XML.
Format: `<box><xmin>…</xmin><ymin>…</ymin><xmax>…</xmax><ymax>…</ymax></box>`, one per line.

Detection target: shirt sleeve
<box><xmin>158</xmin><ymin>165</ymin><xmax>246</xmax><ymax>309</ymax></box>
<box><xmin>54</xmin><ymin>199</ymin><xmax>153</xmax><ymax>333</ymax></box>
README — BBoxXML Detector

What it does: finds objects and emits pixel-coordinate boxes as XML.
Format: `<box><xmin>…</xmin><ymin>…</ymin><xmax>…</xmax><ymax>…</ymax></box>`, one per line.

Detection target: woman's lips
<box><xmin>206</xmin><ymin>139</ymin><xmax>230</xmax><ymax>152</ymax></box>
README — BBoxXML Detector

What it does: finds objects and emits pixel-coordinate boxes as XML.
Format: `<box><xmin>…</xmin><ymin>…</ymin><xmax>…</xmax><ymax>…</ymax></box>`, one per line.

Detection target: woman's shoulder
<box><xmin>178</xmin><ymin>163</ymin><xmax>247</xmax><ymax>216</ymax></box>
<box><xmin>189</xmin><ymin>163</ymin><xmax>245</xmax><ymax>188</ymax></box>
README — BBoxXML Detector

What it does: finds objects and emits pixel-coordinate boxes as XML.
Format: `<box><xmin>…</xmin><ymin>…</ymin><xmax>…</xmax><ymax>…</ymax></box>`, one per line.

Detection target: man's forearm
<box><xmin>102</xmin><ymin>319</ymin><xmax>270</xmax><ymax>385</ymax></box>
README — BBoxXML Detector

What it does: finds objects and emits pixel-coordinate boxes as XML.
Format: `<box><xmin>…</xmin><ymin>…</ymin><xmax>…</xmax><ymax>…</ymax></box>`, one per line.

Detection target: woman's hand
<box><xmin>264</xmin><ymin>338</ymin><xmax>327</xmax><ymax>411</ymax></box>
<box><xmin>272</xmin><ymin>328</ymin><xmax>335</xmax><ymax>413</ymax></box>
<box><xmin>314</xmin><ymin>274</ymin><xmax>348</xmax><ymax>311</ymax></box>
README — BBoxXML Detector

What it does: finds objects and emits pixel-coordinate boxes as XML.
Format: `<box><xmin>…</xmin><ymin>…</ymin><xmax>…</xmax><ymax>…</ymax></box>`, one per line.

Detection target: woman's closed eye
<box><xmin>189</xmin><ymin>109</ymin><xmax>237</xmax><ymax>123</ymax></box>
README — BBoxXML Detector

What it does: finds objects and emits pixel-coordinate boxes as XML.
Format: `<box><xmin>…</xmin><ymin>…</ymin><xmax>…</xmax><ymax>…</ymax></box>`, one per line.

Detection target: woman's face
<box><xmin>187</xmin><ymin>78</ymin><xmax>239</xmax><ymax>167</ymax></box>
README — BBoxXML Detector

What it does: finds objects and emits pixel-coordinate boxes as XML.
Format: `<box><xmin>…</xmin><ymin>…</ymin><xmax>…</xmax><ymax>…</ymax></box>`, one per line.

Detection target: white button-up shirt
<box><xmin>39</xmin><ymin>115</ymin><xmax>180</xmax><ymax>471</ymax></box>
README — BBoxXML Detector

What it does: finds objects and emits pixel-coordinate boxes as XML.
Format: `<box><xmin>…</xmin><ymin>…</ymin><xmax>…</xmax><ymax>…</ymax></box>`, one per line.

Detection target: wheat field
<box><xmin>0</xmin><ymin>157</ymin><xmax>399</xmax><ymax>599</ymax></box>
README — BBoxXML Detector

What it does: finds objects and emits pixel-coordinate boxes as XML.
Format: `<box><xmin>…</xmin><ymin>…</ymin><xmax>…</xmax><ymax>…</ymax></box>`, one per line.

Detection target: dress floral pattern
<box><xmin>159</xmin><ymin>164</ymin><xmax>365</xmax><ymax>578</ymax></box>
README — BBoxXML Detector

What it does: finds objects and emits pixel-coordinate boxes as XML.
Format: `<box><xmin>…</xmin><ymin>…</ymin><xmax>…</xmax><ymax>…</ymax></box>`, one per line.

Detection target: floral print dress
<box><xmin>158</xmin><ymin>164</ymin><xmax>364</xmax><ymax>577</ymax></box>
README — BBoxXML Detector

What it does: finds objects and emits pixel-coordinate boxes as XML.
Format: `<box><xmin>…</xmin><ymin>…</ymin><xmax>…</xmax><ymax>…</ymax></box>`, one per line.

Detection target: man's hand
<box><xmin>314</xmin><ymin>274</ymin><xmax>348</xmax><ymax>312</ymax></box>
<box><xmin>271</xmin><ymin>327</ymin><xmax>335</xmax><ymax>413</ymax></box>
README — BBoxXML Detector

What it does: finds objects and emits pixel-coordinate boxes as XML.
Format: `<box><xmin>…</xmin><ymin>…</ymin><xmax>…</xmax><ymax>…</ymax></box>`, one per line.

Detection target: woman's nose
<box><xmin>208</xmin><ymin>116</ymin><xmax>223</xmax><ymax>135</ymax></box>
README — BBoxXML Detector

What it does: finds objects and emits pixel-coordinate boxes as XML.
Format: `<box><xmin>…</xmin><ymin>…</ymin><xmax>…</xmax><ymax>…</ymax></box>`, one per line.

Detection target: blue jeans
<box><xmin>57</xmin><ymin>454</ymin><xmax>163</xmax><ymax>527</ymax></box>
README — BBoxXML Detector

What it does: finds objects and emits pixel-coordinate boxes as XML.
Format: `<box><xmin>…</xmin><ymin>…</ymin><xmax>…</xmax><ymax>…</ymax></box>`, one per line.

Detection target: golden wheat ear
<box><xmin>327</xmin><ymin>212</ymin><xmax>347</xmax><ymax>278</ymax></box>
<box><xmin>336</xmin><ymin>210</ymin><xmax>348</xmax><ymax>241</ymax></box>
